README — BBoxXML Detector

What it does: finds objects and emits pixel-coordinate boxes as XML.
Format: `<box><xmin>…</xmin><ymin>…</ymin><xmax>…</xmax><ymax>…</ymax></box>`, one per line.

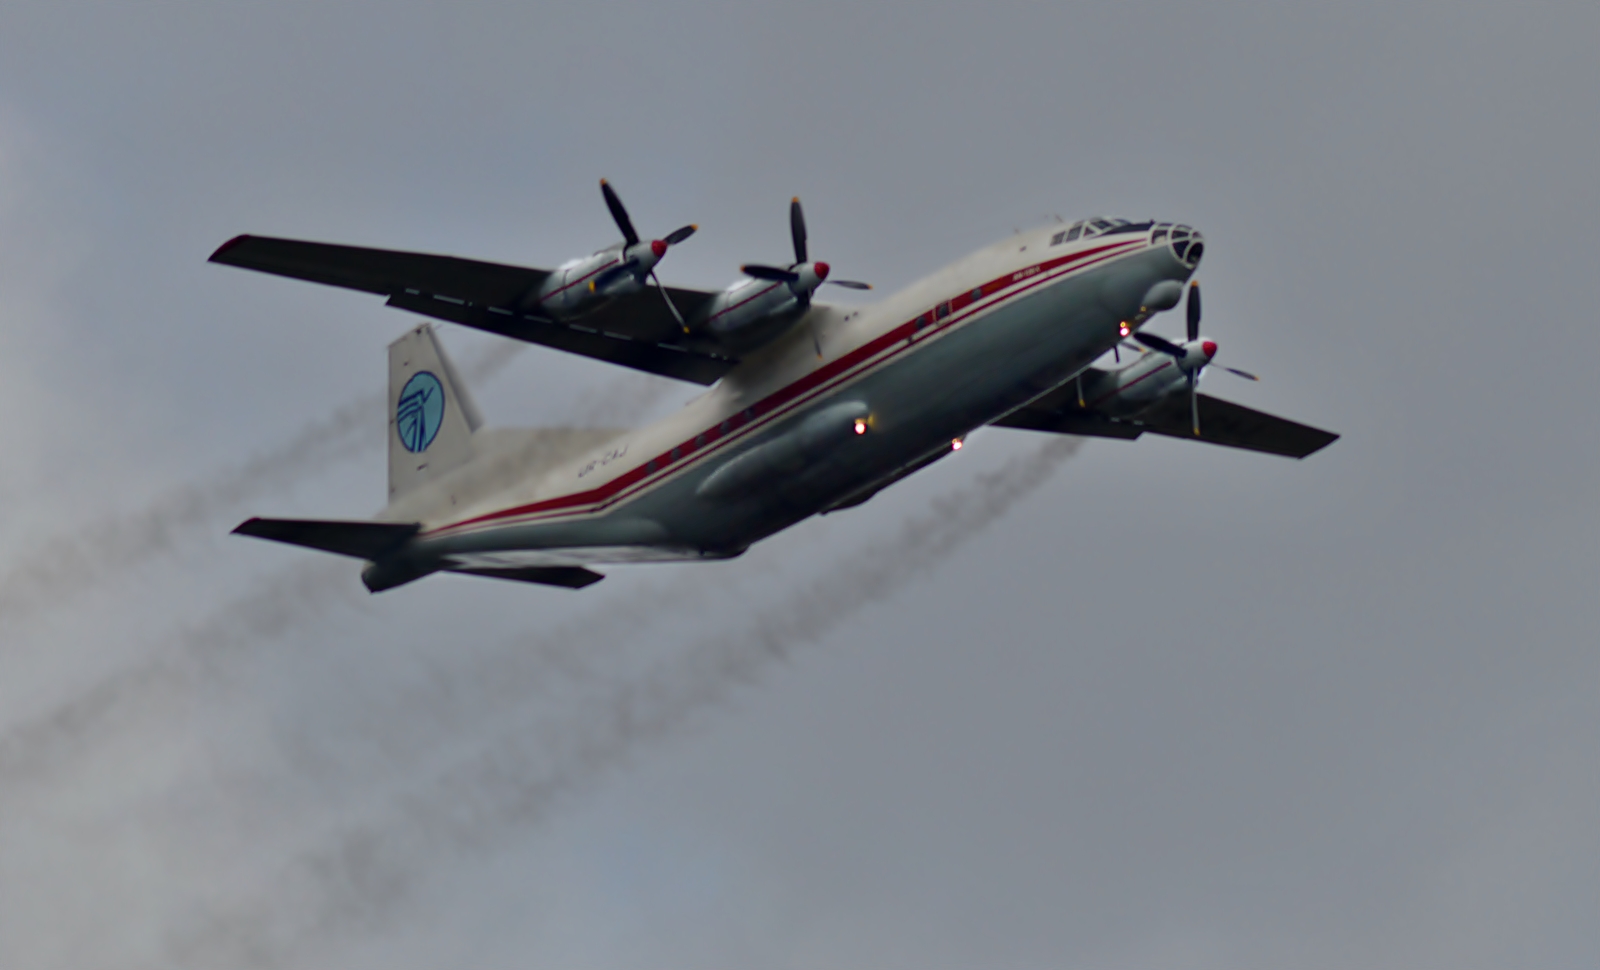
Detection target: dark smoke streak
<box><xmin>155</xmin><ymin>436</ymin><xmax>1082</xmax><ymax>969</ymax></box>
<box><xmin>0</xmin><ymin>360</ymin><xmax>679</xmax><ymax>798</ymax></box>
<box><xmin>0</xmin><ymin>345</ymin><xmax>523</xmax><ymax>629</ymax></box>
<box><xmin>0</xmin><ymin>559</ymin><xmax>362</xmax><ymax>793</ymax></box>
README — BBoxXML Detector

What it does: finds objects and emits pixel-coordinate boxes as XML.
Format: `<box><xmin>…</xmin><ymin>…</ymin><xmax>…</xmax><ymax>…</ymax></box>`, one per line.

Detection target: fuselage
<box><xmin>381</xmin><ymin>219</ymin><xmax>1202</xmax><ymax>578</ymax></box>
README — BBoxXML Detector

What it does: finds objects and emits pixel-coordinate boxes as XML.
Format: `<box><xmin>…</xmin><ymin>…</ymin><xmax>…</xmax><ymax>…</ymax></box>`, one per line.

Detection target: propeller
<box><xmin>1184</xmin><ymin>281</ymin><xmax>1259</xmax><ymax>381</ymax></box>
<box><xmin>740</xmin><ymin>197</ymin><xmax>872</xmax><ymax>296</ymax></box>
<box><xmin>791</xmin><ymin>194</ymin><xmax>808</xmax><ymax>263</ymax></box>
<box><xmin>601</xmin><ymin>178</ymin><xmax>640</xmax><ymax>248</ymax></box>
<box><xmin>1186</xmin><ymin>279</ymin><xmax>1201</xmax><ymax>341</ymax></box>
<box><xmin>740</xmin><ymin>263</ymin><xmax>800</xmax><ymax>284</ymax></box>
<box><xmin>1133</xmin><ymin>331</ymin><xmax>1187</xmax><ymax>358</ymax></box>
<box><xmin>1213</xmin><ymin>363</ymin><xmax>1260</xmax><ymax>381</ymax></box>
<box><xmin>595</xmin><ymin>179</ymin><xmax>697</xmax><ymax>327</ymax></box>
<box><xmin>1127</xmin><ymin>280</ymin><xmax>1261</xmax><ymax>435</ymax></box>
<box><xmin>1186</xmin><ymin>282</ymin><xmax>1202</xmax><ymax>433</ymax></box>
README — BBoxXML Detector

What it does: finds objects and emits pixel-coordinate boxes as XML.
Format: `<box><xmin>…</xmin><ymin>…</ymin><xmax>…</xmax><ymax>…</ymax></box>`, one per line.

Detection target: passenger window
<box><xmin>936</xmin><ymin>302</ymin><xmax>951</xmax><ymax>319</ymax></box>
<box><xmin>971</xmin><ymin>287</ymin><xmax>984</xmax><ymax>302</ymax></box>
<box><xmin>670</xmin><ymin>446</ymin><xmax>680</xmax><ymax>461</ymax></box>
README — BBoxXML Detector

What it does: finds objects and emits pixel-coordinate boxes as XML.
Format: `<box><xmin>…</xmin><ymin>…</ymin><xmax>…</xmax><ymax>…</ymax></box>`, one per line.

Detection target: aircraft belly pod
<box><xmin>696</xmin><ymin>400</ymin><xmax>871</xmax><ymax>500</ymax></box>
<box><xmin>219</xmin><ymin>196</ymin><xmax>1336</xmax><ymax>591</ymax></box>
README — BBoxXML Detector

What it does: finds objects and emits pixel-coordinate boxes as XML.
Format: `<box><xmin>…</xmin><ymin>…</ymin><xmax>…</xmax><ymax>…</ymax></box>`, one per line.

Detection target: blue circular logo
<box><xmin>396</xmin><ymin>371</ymin><xmax>446</xmax><ymax>453</ymax></box>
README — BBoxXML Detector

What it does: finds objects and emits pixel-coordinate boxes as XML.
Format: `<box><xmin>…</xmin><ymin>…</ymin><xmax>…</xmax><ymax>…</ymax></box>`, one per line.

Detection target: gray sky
<box><xmin>0</xmin><ymin>2</ymin><xmax>1596</xmax><ymax>968</ymax></box>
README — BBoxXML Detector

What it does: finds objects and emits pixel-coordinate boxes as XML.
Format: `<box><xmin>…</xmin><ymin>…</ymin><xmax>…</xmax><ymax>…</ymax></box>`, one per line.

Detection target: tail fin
<box><xmin>389</xmin><ymin>324</ymin><xmax>483</xmax><ymax>500</ymax></box>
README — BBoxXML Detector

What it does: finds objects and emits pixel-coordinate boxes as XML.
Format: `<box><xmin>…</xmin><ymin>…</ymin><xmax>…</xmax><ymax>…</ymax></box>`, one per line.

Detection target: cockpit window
<box><xmin>1055</xmin><ymin>217</ymin><xmax>1147</xmax><ymax>243</ymax></box>
<box><xmin>1071</xmin><ymin>217</ymin><xmax>1130</xmax><ymax>239</ymax></box>
<box><xmin>1101</xmin><ymin>221</ymin><xmax>1153</xmax><ymax>236</ymax></box>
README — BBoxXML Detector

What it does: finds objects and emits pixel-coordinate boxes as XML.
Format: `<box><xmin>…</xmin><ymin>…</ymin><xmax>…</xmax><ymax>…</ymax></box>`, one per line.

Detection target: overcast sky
<box><xmin>1</xmin><ymin>2</ymin><xmax>1597</xmax><ymax>968</ymax></box>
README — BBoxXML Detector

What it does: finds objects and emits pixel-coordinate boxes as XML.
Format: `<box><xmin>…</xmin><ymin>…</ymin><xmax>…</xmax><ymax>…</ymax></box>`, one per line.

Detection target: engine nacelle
<box><xmin>531</xmin><ymin>238</ymin><xmax>668</xmax><ymax>318</ymax></box>
<box><xmin>1082</xmin><ymin>337</ymin><xmax>1216</xmax><ymax>417</ymax></box>
<box><xmin>697</xmin><ymin>261</ymin><xmax>831</xmax><ymax>347</ymax></box>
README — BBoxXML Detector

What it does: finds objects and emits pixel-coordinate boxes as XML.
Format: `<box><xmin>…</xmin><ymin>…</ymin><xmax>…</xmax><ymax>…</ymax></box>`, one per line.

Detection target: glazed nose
<box><xmin>1153</xmin><ymin>223</ymin><xmax>1204</xmax><ymax>271</ymax></box>
<box><xmin>1169</xmin><ymin>225</ymin><xmax>1203</xmax><ymax>269</ymax></box>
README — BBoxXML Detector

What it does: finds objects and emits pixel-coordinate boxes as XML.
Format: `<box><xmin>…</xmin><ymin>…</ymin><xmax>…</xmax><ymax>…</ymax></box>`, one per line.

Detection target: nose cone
<box><xmin>1201</xmin><ymin>339</ymin><xmax>1218</xmax><ymax>358</ymax></box>
<box><xmin>650</xmin><ymin>238</ymin><xmax>668</xmax><ymax>258</ymax></box>
<box><xmin>813</xmin><ymin>261</ymin><xmax>830</xmax><ymax>281</ymax></box>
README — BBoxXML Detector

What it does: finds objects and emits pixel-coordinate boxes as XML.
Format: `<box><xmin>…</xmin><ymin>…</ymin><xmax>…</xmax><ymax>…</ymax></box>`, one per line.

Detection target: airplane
<box><xmin>211</xmin><ymin>182</ymin><xmax>1337</xmax><ymax>591</ymax></box>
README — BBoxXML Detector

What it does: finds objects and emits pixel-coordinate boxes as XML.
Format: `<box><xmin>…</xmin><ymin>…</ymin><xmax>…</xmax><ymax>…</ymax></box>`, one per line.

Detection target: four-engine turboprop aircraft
<box><xmin>212</xmin><ymin>184</ymin><xmax>1337</xmax><ymax>591</ymax></box>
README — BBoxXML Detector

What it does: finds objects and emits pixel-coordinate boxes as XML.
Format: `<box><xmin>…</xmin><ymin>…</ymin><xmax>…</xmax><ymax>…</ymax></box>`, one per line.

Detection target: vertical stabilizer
<box><xmin>388</xmin><ymin>324</ymin><xmax>481</xmax><ymax>500</ymax></box>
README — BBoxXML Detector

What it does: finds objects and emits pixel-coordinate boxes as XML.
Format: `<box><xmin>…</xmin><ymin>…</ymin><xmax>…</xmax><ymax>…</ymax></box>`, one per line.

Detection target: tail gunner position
<box><xmin>211</xmin><ymin>184</ymin><xmax>1337</xmax><ymax>591</ymax></box>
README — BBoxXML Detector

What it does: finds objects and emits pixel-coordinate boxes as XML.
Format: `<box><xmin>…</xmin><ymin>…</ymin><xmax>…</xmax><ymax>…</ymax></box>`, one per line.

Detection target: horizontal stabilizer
<box><xmin>233</xmin><ymin>517</ymin><xmax>420</xmax><ymax>560</ymax></box>
<box><xmin>448</xmin><ymin>566</ymin><xmax>605</xmax><ymax>589</ymax></box>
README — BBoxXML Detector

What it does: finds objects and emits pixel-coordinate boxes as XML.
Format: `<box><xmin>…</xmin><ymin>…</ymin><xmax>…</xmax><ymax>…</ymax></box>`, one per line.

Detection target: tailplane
<box><xmin>389</xmin><ymin>324</ymin><xmax>483</xmax><ymax>500</ymax></box>
<box><xmin>232</xmin><ymin>518</ymin><xmax>419</xmax><ymax>560</ymax></box>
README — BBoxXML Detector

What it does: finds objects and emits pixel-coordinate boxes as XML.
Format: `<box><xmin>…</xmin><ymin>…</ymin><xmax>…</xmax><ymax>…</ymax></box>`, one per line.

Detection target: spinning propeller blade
<box><xmin>791</xmin><ymin>197</ymin><xmax>808</xmax><ymax>264</ymax></box>
<box><xmin>600</xmin><ymin>179</ymin><xmax>639</xmax><ymax>248</ymax></box>
<box><xmin>1133</xmin><ymin>331</ymin><xmax>1187</xmax><ymax>358</ymax></box>
<box><xmin>664</xmin><ymin>224</ymin><xmax>697</xmax><ymax>246</ymax></box>
<box><xmin>1187</xmin><ymin>280</ymin><xmax>1202</xmax><ymax>341</ymax></box>
<box><xmin>742</xmin><ymin>263</ymin><xmax>800</xmax><ymax>283</ymax></box>
<box><xmin>650</xmin><ymin>270</ymin><xmax>687</xmax><ymax>331</ymax></box>
<box><xmin>1218</xmin><ymin>365</ymin><xmax>1260</xmax><ymax>381</ymax></box>
<box><xmin>825</xmin><ymin>279</ymin><xmax>872</xmax><ymax>290</ymax></box>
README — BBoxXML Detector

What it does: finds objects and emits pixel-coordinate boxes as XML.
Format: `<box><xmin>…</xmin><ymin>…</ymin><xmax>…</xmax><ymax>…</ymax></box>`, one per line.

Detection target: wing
<box><xmin>210</xmin><ymin>235</ymin><xmax>739</xmax><ymax>384</ymax></box>
<box><xmin>996</xmin><ymin>379</ymin><xmax>1338</xmax><ymax>459</ymax></box>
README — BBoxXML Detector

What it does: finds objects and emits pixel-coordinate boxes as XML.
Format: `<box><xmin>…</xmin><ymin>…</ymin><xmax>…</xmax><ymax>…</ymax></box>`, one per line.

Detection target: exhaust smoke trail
<box><xmin>0</xmin><ymin>558</ymin><xmax>362</xmax><ymax>792</ymax></box>
<box><xmin>0</xmin><ymin>362</ymin><xmax>682</xmax><ymax>798</ymax></box>
<box><xmin>0</xmin><ymin>346</ymin><xmax>681</xmax><ymax>630</ymax></box>
<box><xmin>0</xmin><ymin>344</ymin><xmax>520</xmax><ymax>628</ymax></box>
<box><xmin>154</xmin><ymin>435</ymin><xmax>1082</xmax><ymax>969</ymax></box>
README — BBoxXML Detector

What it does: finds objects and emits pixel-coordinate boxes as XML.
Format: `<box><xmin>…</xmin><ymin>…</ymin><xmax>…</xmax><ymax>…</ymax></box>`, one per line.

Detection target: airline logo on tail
<box><xmin>396</xmin><ymin>371</ymin><xmax>445</xmax><ymax>452</ymax></box>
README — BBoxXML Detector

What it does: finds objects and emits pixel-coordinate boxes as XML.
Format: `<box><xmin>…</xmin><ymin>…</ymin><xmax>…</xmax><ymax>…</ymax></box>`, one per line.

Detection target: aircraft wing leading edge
<box><xmin>210</xmin><ymin>235</ymin><xmax>739</xmax><ymax>385</ymax></box>
<box><xmin>997</xmin><ymin>391</ymin><xmax>1339</xmax><ymax>459</ymax></box>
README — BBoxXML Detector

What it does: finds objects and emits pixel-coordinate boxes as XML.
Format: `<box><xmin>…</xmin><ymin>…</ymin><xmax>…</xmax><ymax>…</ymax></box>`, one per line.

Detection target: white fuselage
<box><xmin>388</xmin><ymin>220</ymin><xmax>1201</xmax><ymax>574</ymax></box>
